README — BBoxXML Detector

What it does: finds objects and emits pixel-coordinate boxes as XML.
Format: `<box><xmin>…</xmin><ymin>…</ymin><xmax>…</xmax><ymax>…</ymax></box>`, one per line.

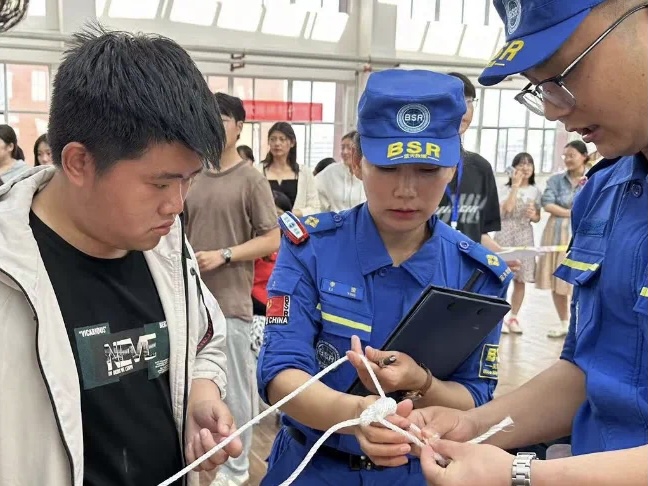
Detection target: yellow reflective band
<box><xmin>320</xmin><ymin>311</ymin><xmax>372</xmax><ymax>333</ymax></box>
<box><xmin>641</xmin><ymin>287</ymin><xmax>648</xmax><ymax>297</ymax></box>
<box><xmin>562</xmin><ymin>258</ymin><xmax>600</xmax><ymax>272</ymax></box>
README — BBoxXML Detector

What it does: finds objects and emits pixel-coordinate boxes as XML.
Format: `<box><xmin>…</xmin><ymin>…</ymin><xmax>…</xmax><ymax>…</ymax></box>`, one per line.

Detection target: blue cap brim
<box><xmin>360</xmin><ymin>135</ymin><xmax>461</xmax><ymax>167</ymax></box>
<box><xmin>479</xmin><ymin>9</ymin><xmax>591</xmax><ymax>86</ymax></box>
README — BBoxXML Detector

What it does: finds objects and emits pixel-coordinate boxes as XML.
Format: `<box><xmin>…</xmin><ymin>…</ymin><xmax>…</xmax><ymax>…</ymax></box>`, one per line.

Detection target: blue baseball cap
<box><xmin>357</xmin><ymin>69</ymin><xmax>466</xmax><ymax>168</ymax></box>
<box><xmin>479</xmin><ymin>0</ymin><xmax>606</xmax><ymax>86</ymax></box>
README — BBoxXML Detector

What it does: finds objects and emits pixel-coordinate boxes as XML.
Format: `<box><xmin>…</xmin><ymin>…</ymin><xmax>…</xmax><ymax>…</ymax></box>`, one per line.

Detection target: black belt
<box><xmin>285</xmin><ymin>426</ymin><xmax>383</xmax><ymax>471</ymax></box>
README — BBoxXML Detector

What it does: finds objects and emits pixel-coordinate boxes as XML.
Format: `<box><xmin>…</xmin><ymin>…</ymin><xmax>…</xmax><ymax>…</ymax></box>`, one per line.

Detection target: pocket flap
<box><xmin>318</xmin><ymin>301</ymin><xmax>372</xmax><ymax>340</ymax></box>
<box><xmin>554</xmin><ymin>247</ymin><xmax>603</xmax><ymax>286</ymax></box>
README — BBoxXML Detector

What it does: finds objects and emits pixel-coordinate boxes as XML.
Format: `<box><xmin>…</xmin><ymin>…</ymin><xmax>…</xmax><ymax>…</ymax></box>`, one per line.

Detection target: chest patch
<box><xmin>315</xmin><ymin>340</ymin><xmax>340</xmax><ymax>370</ymax></box>
<box><xmin>478</xmin><ymin>344</ymin><xmax>499</xmax><ymax>380</ymax></box>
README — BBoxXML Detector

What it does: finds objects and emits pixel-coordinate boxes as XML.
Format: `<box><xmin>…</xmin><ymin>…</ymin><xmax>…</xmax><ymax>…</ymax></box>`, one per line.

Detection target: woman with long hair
<box><xmin>0</xmin><ymin>124</ymin><xmax>28</xmax><ymax>184</ymax></box>
<box><xmin>33</xmin><ymin>134</ymin><xmax>54</xmax><ymax>166</ymax></box>
<box><xmin>494</xmin><ymin>152</ymin><xmax>542</xmax><ymax>334</ymax></box>
<box><xmin>258</xmin><ymin>122</ymin><xmax>319</xmax><ymax>217</ymax></box>
<box><xmin>536</xmin><ymin>140</ymin><xmax>590</xmax><ymax>338</ymax></box>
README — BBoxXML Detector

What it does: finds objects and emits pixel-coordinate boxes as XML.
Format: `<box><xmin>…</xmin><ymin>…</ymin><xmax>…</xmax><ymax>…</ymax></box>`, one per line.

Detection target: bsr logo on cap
<box><xmin>505</xmin><ymin>0</ymin><xmax>522</xmax><ymax>35</ymax></box>
<box><xmin>396</xmin><ymin>104</ymin><xmax>431</xmax><ymax>134</ymax></box>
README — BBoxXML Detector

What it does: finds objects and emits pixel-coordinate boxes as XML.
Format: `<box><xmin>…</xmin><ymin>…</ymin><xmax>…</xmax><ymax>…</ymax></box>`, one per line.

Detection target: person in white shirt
<box><xmin>315</xmin><ymin>130</ymin><xmax>366</xmax><ymax>211</ymax></box>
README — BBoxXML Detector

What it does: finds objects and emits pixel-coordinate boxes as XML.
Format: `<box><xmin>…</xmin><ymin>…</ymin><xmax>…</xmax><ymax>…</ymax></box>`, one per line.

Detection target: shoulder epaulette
<box><xmin>456</xmin><ymin>240</ymin><xmax>513</xmax><ymax>285</ymax></box>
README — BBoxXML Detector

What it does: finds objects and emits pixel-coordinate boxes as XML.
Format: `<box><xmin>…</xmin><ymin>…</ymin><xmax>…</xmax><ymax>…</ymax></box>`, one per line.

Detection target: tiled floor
<box><xmin>246</xmin><ymin>284</ymin><xmax>567</xmax><ymax>485</ymax></box>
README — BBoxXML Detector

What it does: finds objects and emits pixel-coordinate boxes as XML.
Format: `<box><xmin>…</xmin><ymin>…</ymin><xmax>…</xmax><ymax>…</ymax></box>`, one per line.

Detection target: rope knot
<box><xmin>359</xmin><ymin>397</ymin><xmax>397</xmax><ymax>426</ymax></box>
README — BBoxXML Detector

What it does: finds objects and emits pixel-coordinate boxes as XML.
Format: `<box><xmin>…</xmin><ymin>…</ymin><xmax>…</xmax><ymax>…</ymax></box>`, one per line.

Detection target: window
<box><xmin>233</xmin><ymin>78</ymin><xmax>254</xmax><ymax>100</ymax></box>
<box><xmin>396</xmin><ymin>11</ymin><xmax>427</xmax><ymax>51</ymax></box>
<box><xmin>31</xmin><ymin>71</ymin><xmax>49</xmax><ymax>103</ymax></box>
<box><xmin>293</xmin><ymin>124</ymin><xmax>307</xmax><ymax>165</ymax></box>
<box><xmin>470</xmin><ymin>86</ymin><xmax>558</xmax><ymax>172</ymax></box>
<box><xmin>7</xmin><ymin>65</ymin><xmax>49</xmax><ymax>112</ymax></box>
<box><xmin>439</xmin><ymin>0</ymin><xmax>463</xmax><ymax>24</ymax></box>
<box><xmin>292</xmin><ymin>81</ymin><xmax>312</xmax><ymax>103</ymax></box>
<box><xmin>254</xmin><ymin>79</ymin><xmax>288</xmax><ymax>101</ymax></box>
<box><xmin>217</xmin><ymin>0</ymin><xmax>263</xmax><ymax>31</ymax></box>
<box><xmin>261</xmin><ymin>2</ymin><xmax>307</xmax><ymax>36</ymax></box>
<box><xmin>208</xmin><ymin>76</ymin><xmax>229</xmax><ymax>94</ymax></box>
<box><xmin>311</xmin><ymin>82</ymin><xmax>336</xmax><ymax>123</ymax></box>
<box><xmin>107</xmin><ymin>0</ymin><xmax>159</xmax><ymax>19</ymax></box>
<box><xmin>309</xmin><ymin>11</ymin><xmax>349</xmax><ymax>42</ymax></box>
<box><xmin>27</xmin><ymin>0</ymin><xmax>47</xmax><ymax>16</ymax></box>
<box><xmin>308</xmin><ymin>124</ymin><xmax>335</xmax><ymax>167</ymax></box>
<box><xmin>422</xmin><ymin>21</ymin><xmax>463</xmax><ymax>55</ymax></box>
<box><xmin>170</xmin><ymin>0</ymin><xmax>218</xmax><ymax>25</ymax></box>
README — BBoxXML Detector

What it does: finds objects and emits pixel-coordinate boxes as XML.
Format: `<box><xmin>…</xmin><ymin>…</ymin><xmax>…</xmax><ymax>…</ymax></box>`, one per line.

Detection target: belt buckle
<box><xmin>350</xmin><ymin>455</ymin><xmax>379</xmax><ymax>471</ymax></box>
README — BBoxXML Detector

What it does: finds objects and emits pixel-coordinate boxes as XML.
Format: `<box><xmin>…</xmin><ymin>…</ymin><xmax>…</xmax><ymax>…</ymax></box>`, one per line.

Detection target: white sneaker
<box><xmin>501</xmin><ymin>322</ymin><xmax>510</xmax><ymax>334</ymax></box>
<box><xmin>507</xmin><ymin>318</ymin><xmax>523</xmax><ymax>334</ymax></box>
<box><xmin>211</xmin><ymin>470</ymin><xmax>249</xmax><ymax>486</ymax></box>
<box><xmin>547</xmin><ymin>326</ymin><xmax>568</xmax><ymax>338</ymax></box>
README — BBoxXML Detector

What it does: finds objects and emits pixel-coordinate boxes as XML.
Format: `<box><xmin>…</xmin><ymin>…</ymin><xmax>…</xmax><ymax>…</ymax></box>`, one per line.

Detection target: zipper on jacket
<box><xmin>0</xmin><ymin>267</ymin><xmax>76</xmax><ymax>484</ymax></box>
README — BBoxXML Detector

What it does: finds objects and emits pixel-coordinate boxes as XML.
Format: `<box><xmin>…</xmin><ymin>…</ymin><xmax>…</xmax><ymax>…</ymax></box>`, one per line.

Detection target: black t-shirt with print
<box><xmin>30</xmin><ymin>211</ymin><xmax>183</xmax><ymax>486</ymax></box>
<box><xmin>436</xmin><ymin>150</ymin><xmax>501</xmax><ymax>243</ymax></box>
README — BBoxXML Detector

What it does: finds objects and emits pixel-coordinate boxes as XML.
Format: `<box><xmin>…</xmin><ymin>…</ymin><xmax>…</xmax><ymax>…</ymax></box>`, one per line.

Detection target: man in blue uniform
<box><xmin>256</xmin><ymin>69</ymin><xmax>513</xmax><ymax>485</ymax></box>
<box><xmin>356</xmin><ymin>2</ymin><xmax>648</xmax><ymax>485</ymax></box>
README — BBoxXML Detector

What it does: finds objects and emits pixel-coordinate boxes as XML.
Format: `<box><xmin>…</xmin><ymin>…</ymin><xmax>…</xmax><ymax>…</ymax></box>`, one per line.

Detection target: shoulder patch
<box><xmin>457</xmin><ymin>240</ymin><xmax>512</xmax><ymax>285</ymax></box>
<box><xmin>278</xmin><ymin>212</ymin><xmax>309</xmax><ymax>245</ymax></box>
<box><xmin>278</xmin><ymin>211</ymin><xmax>344</xmax><ymax>245</ymax></box>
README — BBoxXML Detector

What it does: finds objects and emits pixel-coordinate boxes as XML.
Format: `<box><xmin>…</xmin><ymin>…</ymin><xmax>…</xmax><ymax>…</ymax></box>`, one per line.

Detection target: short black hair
<box><xmin>49</xmin><ymin>23</ymin><xmax>225</xmax><ymax>174</ymax></box>
<box><xmin>447</xmin><ymin>72</ymin><xmax>476</xmax><ymax>99</ymax></box>
<box><xmin>237</xmin><ymin>145</ymin><xmax>254</xmax><ymax>162</ymax></box>
<box><xmin>215</xmin><ymin>92</ymin><xmax>246</xmax><ymax>123</ymax></box>
<box><xmin>313</xmin><ymin>157</ymin><xmax>336</xmax><ymax>176</ymax></box>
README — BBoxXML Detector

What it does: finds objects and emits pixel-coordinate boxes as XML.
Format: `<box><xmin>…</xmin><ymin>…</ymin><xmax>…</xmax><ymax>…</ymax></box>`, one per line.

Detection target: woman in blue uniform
<box><xmin>256</xmin><ymin>69</ymin><xmax>513</xmax><ymax>486</ymax></box>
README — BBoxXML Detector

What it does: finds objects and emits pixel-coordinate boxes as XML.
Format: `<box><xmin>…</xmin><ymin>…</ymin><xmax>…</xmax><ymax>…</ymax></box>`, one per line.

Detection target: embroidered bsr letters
<box><xmin>479</xmin><ymin>344</ymin><xmax>499</xmax><ymax>380</ymax></box>
<box><xmin>267</xmin><ymin>296</ymin><xmax>290</xmax><ymax>325</ymax></box>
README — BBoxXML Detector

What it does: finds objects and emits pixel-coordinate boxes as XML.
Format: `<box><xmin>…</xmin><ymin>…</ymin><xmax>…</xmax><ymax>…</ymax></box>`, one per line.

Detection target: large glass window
<box><xmin>207</xmin><ymin>76</ymin><xmax>229</xmax><ymax>95</ymax></box>
<box><xmin>2</xmin><ymin>64</ymin><xmax>51</xmax><ymax>166</ymax></box>
<box><xmin>472</xmin><ymin>87</ymin><xmax>557</xmax><ymax>173</ymax></box>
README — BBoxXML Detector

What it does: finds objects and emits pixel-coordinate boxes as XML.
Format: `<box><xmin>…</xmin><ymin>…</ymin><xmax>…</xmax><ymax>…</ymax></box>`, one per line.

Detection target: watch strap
<box><xmin>511</xmin><ymin>452</ymin><xmax>536</xmax><ymax>486</ymax></box>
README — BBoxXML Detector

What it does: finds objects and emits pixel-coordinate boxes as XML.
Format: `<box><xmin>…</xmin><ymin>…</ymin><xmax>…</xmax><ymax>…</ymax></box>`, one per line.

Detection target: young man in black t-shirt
<box><xmin>0</xmin><ymin>26</ymin><xmax>241</xmax><ymax>486</ymax></box>
<box><xmin>438</xmin><ymin>73</ymin><xmax>520</xmax><ymax>271</ymax></box>
<box><xmin>437</xmin><ymin>73</ymin><xmax>502</xmax><ymax>245</ymax></box>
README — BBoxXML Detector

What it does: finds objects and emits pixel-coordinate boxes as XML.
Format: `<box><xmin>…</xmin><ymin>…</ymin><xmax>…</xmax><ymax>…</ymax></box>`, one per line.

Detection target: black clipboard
<box><xmin>347</xmin><ymin>284</ymin><xmax>510</xmax><ymax>396</ymax></box>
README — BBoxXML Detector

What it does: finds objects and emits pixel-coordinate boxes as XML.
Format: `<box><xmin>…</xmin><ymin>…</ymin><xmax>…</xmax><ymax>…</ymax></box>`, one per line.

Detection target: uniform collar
<box><xmin>356</xmin><ymin>204</ymin><xmax>392</xmax><ymax>275</ymax></box>
<box><xmin>355</xmin><ymin>204</ymin><xmax>438</xmax><ymax>286</ymax></box>
<box><xmin>603</xmin><ymin>153</ymin><xmax>648</xmax><ymax>189</ymax></box>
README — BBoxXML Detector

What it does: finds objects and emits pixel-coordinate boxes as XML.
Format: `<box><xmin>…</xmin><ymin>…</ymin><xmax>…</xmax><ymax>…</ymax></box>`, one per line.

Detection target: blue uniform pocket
<box><xmin>555</xmin><ymin>247</ymin><xmax>603</xmax><ymax>339</ymax></box>
<box><xmin>318</xmin><ymin>299</ymin><xmax>373</xmax><ymax>342</ymax></box>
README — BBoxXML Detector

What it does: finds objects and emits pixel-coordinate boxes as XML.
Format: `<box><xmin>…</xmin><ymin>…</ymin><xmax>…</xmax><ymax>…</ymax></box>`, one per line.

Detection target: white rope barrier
<box><xmin>158</xmin><ymin>355</ymin><xmax>513</xmax><ymax>486</ymax></box>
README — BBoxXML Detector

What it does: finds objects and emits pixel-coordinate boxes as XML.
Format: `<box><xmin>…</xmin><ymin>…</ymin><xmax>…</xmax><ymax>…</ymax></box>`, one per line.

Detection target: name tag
<box><xmin>320</xmin><ymin>278</ymin><xmax>364</xmax><ymax>301</ymax></box>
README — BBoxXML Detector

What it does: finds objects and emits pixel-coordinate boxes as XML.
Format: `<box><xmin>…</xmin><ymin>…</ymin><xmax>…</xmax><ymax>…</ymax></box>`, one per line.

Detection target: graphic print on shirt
<box><xmin>436</xmin><ymin>193</ymin><xmax>487</xmax><ymax>225</ymax></box>
<box><xmin>74</xmin><ymin>321</ymin><xmax>170</xmax><ymax>390</ymax></box>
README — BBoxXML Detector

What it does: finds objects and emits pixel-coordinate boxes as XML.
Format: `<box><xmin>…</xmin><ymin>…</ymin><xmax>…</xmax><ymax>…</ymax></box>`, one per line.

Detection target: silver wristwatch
<box><xmin>511</xmin><ymin>452</ymin><xmax>536</xmax><ymax>486</ymax></box>
<box><xmin>220</xmin><ymin>248</ymin><xmax>232</xmax><ymax>264</ymax></box>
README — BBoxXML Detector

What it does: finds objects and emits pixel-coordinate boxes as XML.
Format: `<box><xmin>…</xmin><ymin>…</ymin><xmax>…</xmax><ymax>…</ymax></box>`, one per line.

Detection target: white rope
<box><xmin>158</xmin><ymin>354</ymin><xmax>513</xmax><ymax>486</ymax></box>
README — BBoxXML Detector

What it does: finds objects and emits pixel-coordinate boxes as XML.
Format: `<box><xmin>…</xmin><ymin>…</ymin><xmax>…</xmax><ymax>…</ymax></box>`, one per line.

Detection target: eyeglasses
<box><xmin>515</xmin><ymin>3</ymin><xmax>648</xmax><ymax>116</ymax></box>
<box><xmin>465</xmin><ymin>97</ymin><xmax>479</xmax><ymax>107</ymax></box>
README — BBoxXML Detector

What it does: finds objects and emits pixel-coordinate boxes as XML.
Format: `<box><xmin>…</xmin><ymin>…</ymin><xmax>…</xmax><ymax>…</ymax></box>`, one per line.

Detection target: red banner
<box><xmin>242</xmin><ymin>100</ymin><xmax>323</xmax><ymax>122</ymax></box>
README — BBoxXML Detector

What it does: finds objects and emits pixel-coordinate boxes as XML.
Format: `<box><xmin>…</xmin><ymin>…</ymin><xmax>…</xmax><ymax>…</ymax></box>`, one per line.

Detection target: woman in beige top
<box><xmin>257</xmin><ymin>122</ymin><xmax>319</xmax><ymax>217</ymax></box>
